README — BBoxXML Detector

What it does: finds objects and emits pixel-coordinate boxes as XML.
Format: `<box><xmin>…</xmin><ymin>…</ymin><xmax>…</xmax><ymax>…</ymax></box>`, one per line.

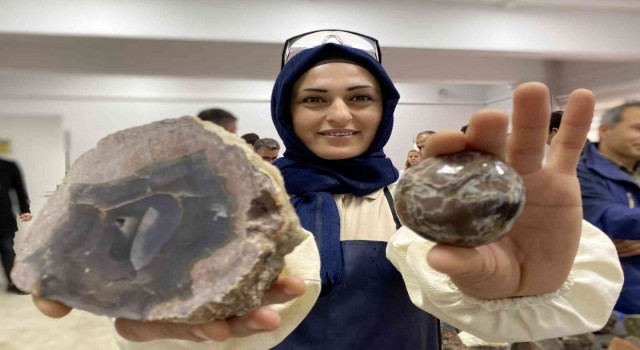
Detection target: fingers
<box><xmin>116</xmin><ymin>305</ymin><xmax>281</xmax><ymax>343</ymax></box>
<box><xmin>546</xmin><ymin>89</ymin><xmax>595</xmax><ymax>174</ymax></box>
<box><xmin>422</xmin><ymin>131</ymin><xmax>466</xmax><ymax>159</ymax></box>
<box><xmin>506</xmin><ymin>82</ymin><xmax>551</xmax><ymax>175</ymax></box>
<box><xmin>114</xmin><ymin>277</ymin><xmax>304</xmax><ymax>343</ymax></box>
<box><xmin>261</xmin><ymin>276</ymin><xmax>306</xmax><ymax>306</ymax></box>
<box><xmin>423</xmin><ymin>110</ymin><xmax>508</xmax><ymax>160</ymax></box>
<box><xmin>115</xmin><ymin>318</ymin><xmax>231</xmax><ymax>343</ymax></box>
<box><xmin>33</xmin><ymin>295</ymin><xmax>72</xmax><ymax>318</ymax></box>
<box><xmin>465</xmin><ymin>109</ymin><xmax>509</xmax><ymax>159</ymax></box>
<box><xmin>613</xmin><ymin>240</ymin><xmax>640</xmax><ymax>258</ymax></box>
<box><xmin>227</xmin><ymin>306</ymin><xmax>281</xmax><ymax>337</ymax></box>
<box><xmin>40</xmin><ymin>276</ymin><xmax>304</xmax><ymax>344</ymax></box>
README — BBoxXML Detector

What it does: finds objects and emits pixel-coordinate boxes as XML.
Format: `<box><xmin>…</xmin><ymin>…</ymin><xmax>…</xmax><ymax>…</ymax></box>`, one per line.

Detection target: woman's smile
<box><xmin>290</xmin><ymin>62</ymin><xmax>382</xmax><ymax>160</ymax></box>
<box><xmin>318</xmin><ymin>129</ymin><xmax>359</xmax><ymax>139</ymax></box>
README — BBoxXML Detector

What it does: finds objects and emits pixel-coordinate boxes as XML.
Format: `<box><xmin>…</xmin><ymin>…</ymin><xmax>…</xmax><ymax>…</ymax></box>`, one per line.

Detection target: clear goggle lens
<box><xmin>282</xmin><ymin>30</ymin><xmax>381</xmax><ymax>67</ymax></box>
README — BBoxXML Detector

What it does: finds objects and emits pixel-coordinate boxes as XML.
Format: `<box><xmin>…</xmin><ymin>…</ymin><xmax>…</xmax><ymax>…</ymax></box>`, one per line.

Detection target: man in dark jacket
<box><xmin>0</xmin><ymin>158</ymin><xmax>32</xmax><ymax>294</ymax></box>
<box><xmin>577</xmin><ymin>101</ymin><xmax>640</xmax><ymax>314</ymax></box>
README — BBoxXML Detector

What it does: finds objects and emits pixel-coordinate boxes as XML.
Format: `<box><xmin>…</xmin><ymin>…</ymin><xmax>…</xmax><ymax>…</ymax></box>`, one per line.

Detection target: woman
<box><xmin>37</xmin><ymin>30</ymin><xmax>622</xmax><ymax>350</ymax></box>
<box><xmin>405</xmin><ymin>149</ymin><xmax>422</xmax><ymax>170</ymax></box>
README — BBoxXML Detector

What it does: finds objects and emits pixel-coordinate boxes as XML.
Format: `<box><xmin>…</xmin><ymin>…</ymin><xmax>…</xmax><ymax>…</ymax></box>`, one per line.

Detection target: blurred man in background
<box><xmin>197</xmin><ymin>108</ymin><xmax>238</xmax><ymax>133</ymax></box>
<box><xmin>254</xmin><ymin>138</ymin><xmax>281</xmax><ymax>164</ymax></box>
<box><xmin>547</xmin><ymin>111</ymin><xmax>563</xmax><ymax>145</ymax></box>
<box><xmin>0</xmin><ymin>158</ymin><xmax>32</xmax><ymax>294</ymax></box>
<box><xmin>415</xmin><ymin>130</ymin><xmax>435</xmax><ymax>153</ymax></box>
<box><xmin>577</xmin><ymin>101</ymin><xmax>640</xmax><ymax>314</ymax></box>
<box><xmin>241</xmin><ymin>133</ymin><xmax>260</xmax><ymax>147</ymax></box>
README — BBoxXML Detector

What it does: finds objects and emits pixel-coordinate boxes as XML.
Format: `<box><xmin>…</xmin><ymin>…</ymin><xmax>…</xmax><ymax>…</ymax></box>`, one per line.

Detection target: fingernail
<box><xmin>282</xmin><ymin>287</ymin><xmax>297</xmax><ymax>296</ymax></box>
<box><xmin>193</xmin><ymin>328</ymin><xmax>209</xmax><ymax>340</ymax></box>
<box><xmin>246</xmin><ymin>319</ymin><xmax>264</xmax><ymax>331</ymax></box>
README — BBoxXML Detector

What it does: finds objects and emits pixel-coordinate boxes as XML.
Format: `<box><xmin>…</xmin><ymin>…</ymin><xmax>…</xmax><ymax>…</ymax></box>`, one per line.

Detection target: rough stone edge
<box><xmin>14</xmin><ymin>117</ymin><xmax>306</xmax><ymax>322</ymax></box>
<box><xmin>149</xmin><ymin>117</ymin><xmax>306</xmax><ymax>322</ymax></box>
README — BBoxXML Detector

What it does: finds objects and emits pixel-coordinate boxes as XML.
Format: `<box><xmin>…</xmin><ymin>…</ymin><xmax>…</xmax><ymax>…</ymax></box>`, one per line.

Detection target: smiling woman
<box><xmin>34</xmin><ymin>30</ymin><xmax>624</xmax><ymax>350</ymax></box>
<box><xmin>290</xmin><ymin>62</ymin><xmax>383</xmax><ymax>160</ymax></box>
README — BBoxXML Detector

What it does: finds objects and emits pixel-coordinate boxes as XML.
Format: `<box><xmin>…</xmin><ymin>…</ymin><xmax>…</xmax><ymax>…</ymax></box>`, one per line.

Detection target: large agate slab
<box><xmin>12</xmin><ymin>117</ymin><xmax>305</xmax><ymax>323</ymax></box>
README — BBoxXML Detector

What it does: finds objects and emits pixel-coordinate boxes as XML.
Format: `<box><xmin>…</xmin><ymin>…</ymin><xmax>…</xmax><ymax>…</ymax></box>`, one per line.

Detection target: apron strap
<box><xmin>383</xmin><ymin>186</ymin><xmax>402</xmax><ymax>230</ymax></box>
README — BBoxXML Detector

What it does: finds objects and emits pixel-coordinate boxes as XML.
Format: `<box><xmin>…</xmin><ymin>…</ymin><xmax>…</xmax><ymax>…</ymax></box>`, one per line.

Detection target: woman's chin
<box><xmin>314</xmin><ymin>148</ymin><xmax>366</xmax><ymax>161</ymax></box>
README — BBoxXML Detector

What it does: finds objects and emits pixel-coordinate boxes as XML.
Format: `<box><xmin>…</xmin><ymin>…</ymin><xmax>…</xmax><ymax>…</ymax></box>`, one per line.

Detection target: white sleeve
<box><xmin>115</xmin><ymin>231</ymin><xmax>321</xmax><ymax>350</ymax></box>
<box><xmin>386</xmin><ymin>220</ymin><xmax>623</xmax><ymax>343</ymax></box>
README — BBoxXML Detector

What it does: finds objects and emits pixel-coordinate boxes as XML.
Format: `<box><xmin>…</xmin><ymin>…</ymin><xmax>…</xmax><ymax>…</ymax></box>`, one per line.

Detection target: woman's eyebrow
<box><xmin>347</xmin><ymin>85</ymin><xmax>377</xmax><ymax>92</ymax></box>
<box><xmin>302</xmin><ymin>88</ymin><xmax>328</xmax><ymax>93</ymax></box>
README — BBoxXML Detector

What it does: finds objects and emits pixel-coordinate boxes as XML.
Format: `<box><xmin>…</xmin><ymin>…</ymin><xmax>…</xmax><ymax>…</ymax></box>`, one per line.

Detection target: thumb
<box><xmin>426</xmin><ymin>244</ymin><xmax>487</xmax><ymax>279</ymax></box>
<box><xmin>33</xmin><ymin>295</ymin><xmax>72</xmax><ymax>318</ymax></box>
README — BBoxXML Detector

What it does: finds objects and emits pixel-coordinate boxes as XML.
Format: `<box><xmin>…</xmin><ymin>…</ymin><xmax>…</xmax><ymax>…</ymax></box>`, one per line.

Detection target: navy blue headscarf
<box><xmin>272</xmin><ymin>44</ymin><xmax>400</xmax><ymax>285</ymax></box>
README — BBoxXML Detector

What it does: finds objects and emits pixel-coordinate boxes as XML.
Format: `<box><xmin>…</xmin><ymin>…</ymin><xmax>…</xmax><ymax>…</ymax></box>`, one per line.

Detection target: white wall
<box><xmin>484</xmin><ymin>85</ymin><xmax>515</xmax><ymax>114</ymax></box>
<box><xmin>390</xmin><ymin>104</ymin><xmax>482</xmax><ymax>168</ymax></box>
<box><xmin>552</xmin><ymin>61</ymin><xmax>640</xmax><ymax>140</ymax></box>
<box><xmin>0</xmin><ymin>115</ymin><xmax>65</xmax><ymax>215</ymax></box>
<box><xmin>0</xmin><ymin>70</ymin><xmax>277</xmax><ymax>162</ymax></box>
<box><xmin>0</xmin><ymin>70</ymin><xmax>500</xmax><ymax>172</ymax></box>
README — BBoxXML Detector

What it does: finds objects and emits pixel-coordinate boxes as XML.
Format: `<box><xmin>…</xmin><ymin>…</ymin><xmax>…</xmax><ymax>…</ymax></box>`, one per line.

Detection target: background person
<box><xmin>577</xmin><ymin>101</ymin><xmax>640</xmax><ymax>314</ymax></box>
<box><xmin>415</xmin><ymin>130</ymin><xmax>435</xmax><ymax>152</ymax></box>
<box><xmin>197</xmin><ymin>108</ymin><xmax>238</xmax><ymax>133</ymax></box>
<box><xmin>404</xmin><ymin>149</ymin><xmax>422</xmax><ymax>170</ymax></box>
<box><xmin>547</xmin><ymin>111</ymin><xmax>563</xmax><ymax>145</ymax></box>
<box><xmin>254</xmin><ymin>138</ymin><xmax>281</xmax><ymax>164</ymax></box>
<box><xmin>0</xmin><ymin>158</ymin><xmax>32</xmax><ymax>294</ymax></box>
<box><xmin>241</xmin><ymin>133</ymin><xmax>260</xmax><ymax>147</ymax></box>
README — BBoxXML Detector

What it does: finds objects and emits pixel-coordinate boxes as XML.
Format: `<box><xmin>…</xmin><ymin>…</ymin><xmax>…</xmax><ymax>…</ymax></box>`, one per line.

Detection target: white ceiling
<box><xmin>423</xmin><ymin>0</ymin><xmax>640</xmax><ymax>11</ymax></box>
<box><xmin>0</xmin><ymin>0</ymin><xmax>638</xmax><ymax>90</ymax></box>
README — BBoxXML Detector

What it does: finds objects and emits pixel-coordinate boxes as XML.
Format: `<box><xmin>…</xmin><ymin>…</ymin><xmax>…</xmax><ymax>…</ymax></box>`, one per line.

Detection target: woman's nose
<box><xmin>325</xmin><ymin>99</ymin><xmax>352</xmax><ymax>126</ymax></box>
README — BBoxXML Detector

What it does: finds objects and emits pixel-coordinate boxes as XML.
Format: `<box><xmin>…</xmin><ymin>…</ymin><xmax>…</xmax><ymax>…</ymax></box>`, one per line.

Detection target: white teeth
<box><xmin>325</xmin><ymin>132</ymin><xmax>355</xmax><ymax>136</ymax></box>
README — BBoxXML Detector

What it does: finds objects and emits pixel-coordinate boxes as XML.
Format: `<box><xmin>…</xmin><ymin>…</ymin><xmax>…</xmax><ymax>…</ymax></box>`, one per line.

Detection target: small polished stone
<box><xmin>12</xmin><ymin>117</ymin><xmax>306</xmax><ymax>323</ymax></box>
<box><xmin>395</xmin><ymin>151</ymin><xmax>525</xmax><ymax>247</ymax></box>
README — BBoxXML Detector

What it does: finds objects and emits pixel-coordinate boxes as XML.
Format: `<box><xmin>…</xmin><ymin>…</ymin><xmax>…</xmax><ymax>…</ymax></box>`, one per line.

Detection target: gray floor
<box><xmin>0</xmin><ymin>287</ymin><xmax>119</xmax><ymax>350</ymax></box>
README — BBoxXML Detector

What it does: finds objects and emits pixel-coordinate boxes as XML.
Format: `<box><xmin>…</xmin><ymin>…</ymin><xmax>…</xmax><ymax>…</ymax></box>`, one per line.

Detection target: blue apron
<box><xmin>273</xmin><ymin>189</ymin><xmax>441</xmax><ymax>350</ymax></box>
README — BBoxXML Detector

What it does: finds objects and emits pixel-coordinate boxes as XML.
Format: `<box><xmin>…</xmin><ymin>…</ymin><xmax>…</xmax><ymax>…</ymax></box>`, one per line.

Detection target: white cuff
<box><xmin>386</xmin><ymin>220</ymin><xmax>623</xmax><ymax>342</ymax></box>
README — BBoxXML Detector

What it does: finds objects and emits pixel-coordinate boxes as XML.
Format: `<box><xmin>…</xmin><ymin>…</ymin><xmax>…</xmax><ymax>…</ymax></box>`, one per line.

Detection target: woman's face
<box><xmin>290</xmin><ymin>62</ymin><xmax>383</xmax><ymax>160</ymax></box>
<box><xmin>407</xmin><ymin>150</ymin><xmax>421</xmax><ymax>166</ymax></box>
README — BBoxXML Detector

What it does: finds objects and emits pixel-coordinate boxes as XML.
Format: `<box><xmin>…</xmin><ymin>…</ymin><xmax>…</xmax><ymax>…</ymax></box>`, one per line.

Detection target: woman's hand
<box><xmin>422</xmin><ymin>82</ymin><xmax>595</xmax><ymax>299</ymax></box>
<box><xmin>613</xmin><ymin>239</ymin><xmax>640</xmax><ymax>258</ymax></box>
<box><xmin>33</xmin><ymin>276</ymin><xmax>306</xmax><ymax>342</ymax></box>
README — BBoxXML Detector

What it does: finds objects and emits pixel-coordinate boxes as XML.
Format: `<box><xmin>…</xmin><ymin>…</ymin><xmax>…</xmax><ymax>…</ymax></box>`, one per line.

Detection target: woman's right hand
<box><xmin>613</xmin><ymin>239</ymin><xmax>640</xmax><ymax>258</ymax></box>
<box><xmin>33</xmin><ymin>276</ymin><xmax>306</xmax><ymax>343</ymax></box>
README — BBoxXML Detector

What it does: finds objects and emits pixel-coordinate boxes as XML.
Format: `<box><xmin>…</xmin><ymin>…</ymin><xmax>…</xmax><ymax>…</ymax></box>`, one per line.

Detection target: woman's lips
<box><xmin>318</xmin><ymin>130</ymin><xmax>358</xmax><ymax>138</ymax></box>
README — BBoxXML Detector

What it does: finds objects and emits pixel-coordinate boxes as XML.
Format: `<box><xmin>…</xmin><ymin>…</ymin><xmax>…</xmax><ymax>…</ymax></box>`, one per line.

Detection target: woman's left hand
<box><xmin>422</xmin><ymin>82</ymin><xmax>595</xmax><ymax>299</ymax></box>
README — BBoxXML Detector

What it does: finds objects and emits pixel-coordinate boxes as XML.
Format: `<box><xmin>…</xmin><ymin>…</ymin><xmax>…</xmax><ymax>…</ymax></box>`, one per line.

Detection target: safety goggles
<box><xmin>281</xmin><ymin>29</ymin><xmax>382</xmax><ymax>68</ymax></box>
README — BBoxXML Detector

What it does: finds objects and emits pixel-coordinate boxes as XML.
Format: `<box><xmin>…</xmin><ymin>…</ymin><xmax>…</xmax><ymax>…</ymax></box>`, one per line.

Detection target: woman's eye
<box><xmin>303</xmin><ymin>97</ymin><xmax>324</xmax><ymax>103</ymax></box>
<box><xmin>352</xmin><ymin>95</ymin><xmax>372</xmax><ymax>102</ymax></box>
